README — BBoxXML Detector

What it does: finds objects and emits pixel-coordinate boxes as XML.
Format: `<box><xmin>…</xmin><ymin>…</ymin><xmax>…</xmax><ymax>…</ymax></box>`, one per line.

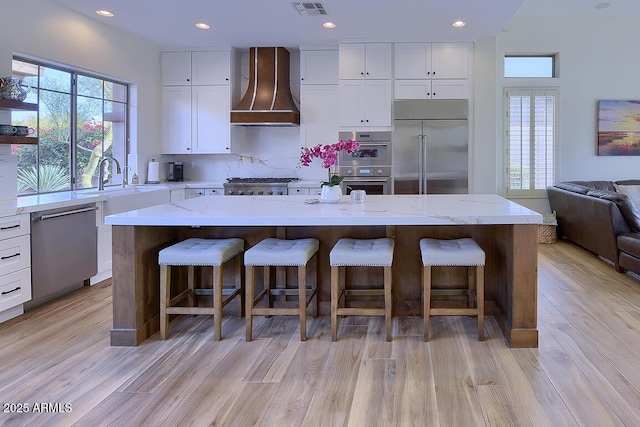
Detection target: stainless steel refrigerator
<box><xmin>393</xmin><ymin>99</ymin><xmax>468</xmax><ymax>194</ymax></box>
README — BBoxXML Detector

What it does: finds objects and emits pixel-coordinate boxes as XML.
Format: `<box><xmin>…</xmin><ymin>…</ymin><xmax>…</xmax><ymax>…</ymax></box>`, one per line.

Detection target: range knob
<box><xmin>237</xmin><ymin>190</ymin><xmax>244</xmax><ymax>195</ymax></box>
<box><xmin>377</xmin><ymin>169</ymin><xmax>383</xmax><ymax>175</ymax></box>
<box><xmin>277</xmin><ymin>191</ymin><xmax>284</xmax><ymax>195</ymax></box>
<box><xmin>227</xmin><ymin>190</ymin><xmax>234</xmax><ymax>195</ymax></box>
<box><xmin>247</xmin><ymin>190</ymin><xmax>254</xmax><ymax>195</ymax></box>
<box><xmin>258</xmin><ymin>190</ymin><xmax>264</xmax><ymax>195</ymax></box>
<box><xmin>347</xmin><ymin>169</ymin><xmax>353</xmax><ymax>175</ymax></box>
<box><xmin>267</xmin><ymin>191</ymin><xmax>274</xmax><ymax>195</ymax></box>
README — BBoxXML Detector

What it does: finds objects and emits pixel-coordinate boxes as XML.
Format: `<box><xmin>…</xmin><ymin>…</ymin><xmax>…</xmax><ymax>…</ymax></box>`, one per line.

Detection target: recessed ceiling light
<box><xmin>322</xmin><ymin>22</ymin><xmax>336</xmax><ymax>29</ymax></box>
<box><xmin>595</xmin><ymin>2</ymin><xmax>611</xmax><ymax>9</ymax></box>
<box><xmin>96</xmin><ymin>10</ymin><xmax>114</xmax><ymax>17</ymax></box>
<box><xmin>195</xmin><ymin>22</ymin><xmax>211</xmax><ymax>30</ymax></box>
<box><xmin>452</xmin><ymin>20</ymin><xmax>466</xmax><ymax>28</ymax></box>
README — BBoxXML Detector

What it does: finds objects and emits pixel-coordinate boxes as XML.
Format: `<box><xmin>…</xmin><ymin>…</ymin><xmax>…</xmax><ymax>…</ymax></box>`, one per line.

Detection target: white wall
<box><xmin>0</xmin><ymin>0</ymin><xmax>161</xmax><ymax>191</ymax></box>
<box><xmin>492</xmin><ymin>14</ymin><xmax>640</xmax><ymax>212</ymax></box>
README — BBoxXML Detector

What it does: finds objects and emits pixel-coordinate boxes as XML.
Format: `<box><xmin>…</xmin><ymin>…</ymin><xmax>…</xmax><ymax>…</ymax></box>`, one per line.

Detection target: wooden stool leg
<box><xmin>299</xmin><ymin>265</ymin><xmax>307</xmax><ymax>341</ymax></box>
<box><xmin>384</xmin><ymin>266</ymin><xmax>393</xmax><ymax>342</ymax></box>
<box><xmin>160</xmin><ymin>265</ymin><xmax>170</xmax><ymax>340</ymax></box>
<box><xmin>477</xmin><ymin>266</ymin><xmax>485</xmax><ymax>341</ymax></box>
<box><xmin>331</xmin><ymin>266</ymin><xmax>339</xmax><ymax>341</ymax></box>
<box><xmin>246</xmin><ymin>265</ymin><xmax>255</xmax><ymax>342</ymax></box>
<box><xmin>187</xmin><ymin>265</ymin><xmax>195</xmax><ymax>307</ymax></box>
<box><xmin>235</xmin><ymin>254</ymin><xmax>244</xmax><ymax>317</ymax></box>
<box><xmin>468</xmin><ymin>266</ymin><xmax>475</xmax><ymax>308</ymax></box>
<box><xmin>423</xmin><ymin>265</ymin><xmax>432</xmax><ymax>342</ymax></box>
<box><xmin>264</xmin><ymin>266</ymin><xmax>272</xmax><ymax>310</ymax></box>
<box><xmin>311</xmin><ymin>254</ymin><xmax>318</xmax><ymax>318</ymax></box>
<box><xmin>213</xmin><ymin>265</ymin><xmax>223</xmax><ymax>341</ymax></box>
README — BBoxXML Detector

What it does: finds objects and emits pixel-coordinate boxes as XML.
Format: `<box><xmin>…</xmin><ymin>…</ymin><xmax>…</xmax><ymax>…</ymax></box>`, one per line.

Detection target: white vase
<box><xmin>320</xmin><ymin>185</ymin><xmax>343</xmax><ymax>204</ymax></box>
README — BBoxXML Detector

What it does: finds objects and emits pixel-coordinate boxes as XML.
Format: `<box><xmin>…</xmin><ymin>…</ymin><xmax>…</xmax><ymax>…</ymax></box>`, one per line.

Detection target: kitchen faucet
<box><xmin>98</xmin><ymin>156</ymin><xmax>123</xmax><ymax>190</ymax></box>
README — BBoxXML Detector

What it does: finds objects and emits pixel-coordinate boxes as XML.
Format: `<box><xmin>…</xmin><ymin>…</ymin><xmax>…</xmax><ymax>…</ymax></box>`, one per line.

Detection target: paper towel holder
<box><xmin>147</xmin><ymin>159</ymin><xmax>160</xmax><ymax>184</ymax></box>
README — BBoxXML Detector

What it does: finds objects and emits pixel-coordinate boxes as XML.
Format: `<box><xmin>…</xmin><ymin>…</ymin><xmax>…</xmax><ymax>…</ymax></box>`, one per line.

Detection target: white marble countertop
<box><xmin>105</xmin><ymin>194</ymin><xmax>543</xmax><ymax>227</ymax></box>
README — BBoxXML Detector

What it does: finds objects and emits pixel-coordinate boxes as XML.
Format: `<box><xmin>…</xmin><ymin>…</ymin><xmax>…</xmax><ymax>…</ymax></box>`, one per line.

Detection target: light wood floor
<box><xmin>1</xmin><ymin>240</ymin><xmax>640</xmax><ymax>426</ymax></box>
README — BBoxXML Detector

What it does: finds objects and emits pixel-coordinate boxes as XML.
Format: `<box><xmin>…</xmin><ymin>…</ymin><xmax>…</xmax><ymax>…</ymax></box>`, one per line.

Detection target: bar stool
<box><xmin>420</xmin><ymin>237</ymin><xmax>485</xmax><ymax>341</ymax></box>
<box><xmin>159</xmin><ymin>237</ymin><xmax>244</xmax><ymax>341</ymax></box>
<box><xmin>330</xmin><ymin>238</ymin><xmax>395</xmax><ymax>342</ymax></box>
<box><xmin>245</xmin><ymin>238</ymin><xmax>319</xmax><ymax>341</ymax></box>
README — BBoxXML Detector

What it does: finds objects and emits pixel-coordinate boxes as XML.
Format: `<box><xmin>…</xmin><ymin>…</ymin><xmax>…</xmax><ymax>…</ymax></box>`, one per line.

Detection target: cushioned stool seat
<box><xmin>159</xmin><ymin>238</ymin><xmax>244</xmax><ymax>341</ymax></box>
<box><xmin>330</xmin><ymin>238</ymin><xmax>395</xmax><ymax>341</ymax></box>
<box><xmin>245</xmin><ymin>238</ymin><xmax>319</xmax><ymax>341</ymax></box>
<box><xmin>420</xmin><ymin>237</ymin><xmax>485</xmax><ymax>341</ymax></box>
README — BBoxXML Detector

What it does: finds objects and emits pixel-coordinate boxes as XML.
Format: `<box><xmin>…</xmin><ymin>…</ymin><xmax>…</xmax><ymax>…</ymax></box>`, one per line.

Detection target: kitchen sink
<box><xmin>71</xmin><ymin>186</ymin><xmax>171</xmax><ymax>216</ymax></box>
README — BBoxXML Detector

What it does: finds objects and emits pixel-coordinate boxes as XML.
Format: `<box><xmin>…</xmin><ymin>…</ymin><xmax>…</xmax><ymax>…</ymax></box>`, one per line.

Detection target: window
<box><xmin>504</xmin><ymin>55</ymin><xmax>555</xmax><ymax>78</ymax></box>
<box><xmin>505</xmin><ymin>88</ymin><xmax>557</xmax><ymax>196</ymax></box>
<box><xmin>10</xmin><ymin>58</ymin><xmax>128</xmax><ymax>195</ymax></box>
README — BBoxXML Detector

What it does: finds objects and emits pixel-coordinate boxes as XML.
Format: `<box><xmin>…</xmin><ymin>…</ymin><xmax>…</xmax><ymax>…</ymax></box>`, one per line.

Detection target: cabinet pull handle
<box><xmin>360</xmin><ymin>72</ymin><xmax>364</xmax><ymax>76</ymax></box>
<box><xmin>1</xmin><ymin>253</ymin><xmax>20</xmax><ymax>260</ymax></box>
<box><xmin>1</xmin><ymin>287</ymin><xmax>20</xmax><ymax>295</ymax></box>
<box><xmin>0</xmin><ymin>224</ymin><xmax>20</xmax><ymax>231</ymax></box>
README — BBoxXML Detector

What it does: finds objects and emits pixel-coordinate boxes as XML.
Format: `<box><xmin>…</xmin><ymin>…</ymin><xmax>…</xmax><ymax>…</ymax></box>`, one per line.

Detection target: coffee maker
<box><xmin>173</xmin><ymin>162</ymin><xmax>184</xmax><ymax>182</ymax></box>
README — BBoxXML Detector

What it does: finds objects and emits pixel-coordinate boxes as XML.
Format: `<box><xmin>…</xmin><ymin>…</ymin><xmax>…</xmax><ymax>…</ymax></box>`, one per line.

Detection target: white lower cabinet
<box><xmin>170</xmin><ymin>189</ymin><xmax>186</xmax><ymax>202</ymax></box>
<box><xmin>185</xmin><ymin>188</ymin><xmax>224</xmax><ymax>199</ymax></box>
<box><xmin>0</xmin><ymin>213</ymin><xmax>31</xmax><ymax>317</ymax></box>
<box><xmin>288</xmin><ymin>187</ymin><xmax>322</xmax><ymax>196</ymax></box>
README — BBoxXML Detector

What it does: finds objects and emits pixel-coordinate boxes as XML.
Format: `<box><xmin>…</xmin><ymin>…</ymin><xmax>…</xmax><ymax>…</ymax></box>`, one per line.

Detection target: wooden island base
<box><xmin>110</xmin><ymin>223</ymin><xmax>538</xmax><ymax>348</ymax></box>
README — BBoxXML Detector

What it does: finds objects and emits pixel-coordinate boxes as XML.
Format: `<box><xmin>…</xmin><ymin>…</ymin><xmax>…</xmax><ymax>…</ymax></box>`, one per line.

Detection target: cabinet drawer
<box><xmin>0</xmin><ymin>234</ymin><xmax>31</xmax><ymax>276</ymax></box>
<box><xmin>0</xmin><ymin>214</ymin><xmax>30</xmax><ymax>240</ymax></box>
<box><xmin>0</xmin><ymin>268</ymin><xmax>32</xmax><ymax>312</ymax></box>
<box><xmin>288</xmin><ymin>187</ymin><xmax>310</xmax><ymax>195</ymax></box>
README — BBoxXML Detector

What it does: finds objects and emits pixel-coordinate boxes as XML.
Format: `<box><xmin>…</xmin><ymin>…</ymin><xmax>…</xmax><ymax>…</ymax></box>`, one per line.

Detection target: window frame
<box><xmin>12</xmin><ymin>56</ymin><xmax>130</xmax><ymax>196</ymax></box>
<box><xmin>504</xmin><ymin>87</ymin><xmax>559</xmax><ymax>198</ymax></box>
<box><xmin>504</xmin><ymin>54</ymin><xmax>557</xmax><ymax>78</ymax></box>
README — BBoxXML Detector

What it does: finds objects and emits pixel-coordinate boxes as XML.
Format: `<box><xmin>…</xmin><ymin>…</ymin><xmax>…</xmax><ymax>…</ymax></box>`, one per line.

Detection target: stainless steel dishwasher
<box><xmin>26</xmin><ymin>204</ymin><xmax>98</xmax><ymax>309</ymax></box>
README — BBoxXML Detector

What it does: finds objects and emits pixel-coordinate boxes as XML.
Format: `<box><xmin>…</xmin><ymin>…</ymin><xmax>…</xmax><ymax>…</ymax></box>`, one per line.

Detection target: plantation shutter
<box><xmin>506</xmin><ymin>88</ymin><xmax>557</xmax><ymax>195</ymax></box>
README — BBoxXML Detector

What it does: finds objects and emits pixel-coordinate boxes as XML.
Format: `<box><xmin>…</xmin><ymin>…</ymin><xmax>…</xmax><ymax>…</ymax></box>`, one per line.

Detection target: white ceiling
<box><xmin>50</xmin><ymin>0</ymin><xmax>525</xmax><ymax>49</ymax></box>
<box><xmin>49</xmin><ymin>0</ymin><xmax>640</xmax><ymax>50</ymax></box>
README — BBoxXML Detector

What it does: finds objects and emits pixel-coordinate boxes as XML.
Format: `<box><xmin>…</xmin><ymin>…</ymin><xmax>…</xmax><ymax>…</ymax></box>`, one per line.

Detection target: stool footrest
<box><xmin>166</xmin><ymin>306</ymin><xmax>215</xmax><ymax>316</ymax></box>
<box><xmin>336</xmin><ymin>307</ymin><xmax>385</xmax><ymax>316</ymax></box>
<box><xmin>430</xmin><ymin>308</ymin><xmax>479</xmax><ymax>316</ymax></box>
<box><xmin>195</xmin><ymin>288</ymin><xmax>243</xmax><ymax>297</ymax></box>
<box><xmin>344</xmin><ymin>289</ymin><xmax>385</xmax><ymax>296</ymax></box>
<box><xmin>251</xmin><ymin>307</ymin><xmax>300</xmax><ymax>316</ymax></box>
<box><xmin>430</xmin><ymin>289</ymin><xmax>469</xmax><ymax>296</ymax></box>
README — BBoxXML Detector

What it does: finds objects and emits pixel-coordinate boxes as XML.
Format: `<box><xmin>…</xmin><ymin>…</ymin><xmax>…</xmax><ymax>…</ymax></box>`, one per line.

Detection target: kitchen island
<box><xmin>105</xmin><ymin>194</ymin><xmax>543</xmax><ymax>348</ymax></box>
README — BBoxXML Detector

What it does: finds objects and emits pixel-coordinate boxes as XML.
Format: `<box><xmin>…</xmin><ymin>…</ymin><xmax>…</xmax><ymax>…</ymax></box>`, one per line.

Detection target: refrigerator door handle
<box><xmin>418</xmin><ymin>135</ymin><xmax>424</xmax><ymax>194</ymax></box>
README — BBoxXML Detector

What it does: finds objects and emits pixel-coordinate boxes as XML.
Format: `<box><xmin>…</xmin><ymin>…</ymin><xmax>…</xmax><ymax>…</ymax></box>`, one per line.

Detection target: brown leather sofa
<box><xmin>547</xmin><ymin>180</ymin><xmax>640</xmax><ymax>275</ymax></box>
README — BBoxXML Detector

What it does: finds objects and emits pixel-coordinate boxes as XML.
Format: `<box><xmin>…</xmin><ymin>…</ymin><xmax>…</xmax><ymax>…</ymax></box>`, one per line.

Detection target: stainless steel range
<box><xmin>224</xmin><ymin>177</ymin><xmax>299</xmax><ymax>195</ymax></box>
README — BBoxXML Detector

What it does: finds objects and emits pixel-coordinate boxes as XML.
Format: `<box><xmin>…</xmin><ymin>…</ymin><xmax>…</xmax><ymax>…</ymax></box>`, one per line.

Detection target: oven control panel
<box><xmin>340</xmin><ymin>166</ymin><xmax>391</xmax><ymax>177</ymax></box>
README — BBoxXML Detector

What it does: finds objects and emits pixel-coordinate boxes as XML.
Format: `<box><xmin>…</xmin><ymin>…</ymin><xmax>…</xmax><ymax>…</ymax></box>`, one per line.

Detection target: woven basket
<box><xmin>537</xmin><ymin>224</ymin><xmax>557</xmax><ymax>244</ymax></box>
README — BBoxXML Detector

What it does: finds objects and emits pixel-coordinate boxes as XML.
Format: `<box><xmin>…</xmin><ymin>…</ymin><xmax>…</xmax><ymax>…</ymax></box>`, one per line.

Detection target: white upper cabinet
<box><xmin>162</xmin><ymin>51</ymin><xmax>232</xmax><ymax>86</ymax></box>
<box><xmin>191</xmin><ymin>51</ymin><xmax>232</xmax><ymax>85</ymax></box>
<box><xmin>339</xmin><ymin>43</ymin><xmax>392</xmax><ymax>80</ymax></box>
<box><xmin>300</xmin><ymin>85</ymin><xmax>339</xmax><ymax>148</ymax></box>
<box><xmin>161</xmin><ymin>50</ymin><xmax>240</xmax><ymax>154</ymax></box>
<box><xmin>162</xmin><ymin>52</ymin><xmax>192</xmax><ymax>85</ymax></box>
<box><xmin>394</xmin><ymin>79</ymin><xmax>469</xmax><ymax>100</ymax></box>
<box><xmin>394</xmin><ymin>43</ymin><xmax>470</xmax><ymax>79</ymax></box>
<box><xmin>300</xmin><ymin>50</ymin><xmax>339</xmax><ymax>84</ymax></box>
<box><xmin>339</xmin><ymin>80</ymin><xmax>391</xmax><ymax>127</ymax></box>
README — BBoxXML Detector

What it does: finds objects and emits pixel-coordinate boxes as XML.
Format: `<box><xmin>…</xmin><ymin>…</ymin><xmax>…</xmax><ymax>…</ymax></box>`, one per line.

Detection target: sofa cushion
<box><xmin>614</xmin><ymin>184</ymin><xmax>640</xmax><ymax>209</ymax></box>
<box><xmin>587</xmin><ymin>189</ymin><xmax>640</xmax><ymax>233</ymax></box>
<box><xmin>554</xmin><ymin>182</ymin><xmax>591</xmax><ymax>194</ymax></box>
<box><xmin>569</xmin><ymin>181</ymin><xmax>617</xmax><ymax>192</ymax></box>
<box><xmin>617</xmin><ymin>233</ymin><xmax>640</xmax><ymax>258</ymax></box>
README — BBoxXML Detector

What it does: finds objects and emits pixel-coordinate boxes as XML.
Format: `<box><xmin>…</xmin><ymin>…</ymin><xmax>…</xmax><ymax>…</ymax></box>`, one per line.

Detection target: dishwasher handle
<box><xmin>38</xmin><ymin>206</ymin><xmax>98</xmax><ymax>221</ymax></box>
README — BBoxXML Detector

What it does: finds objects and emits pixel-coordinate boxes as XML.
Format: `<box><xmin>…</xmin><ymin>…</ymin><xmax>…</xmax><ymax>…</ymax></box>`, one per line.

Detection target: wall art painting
<box><xmin>597</xmin><ymin>100</ymin><xmax>640</xmax><ymax>156</ymax></box>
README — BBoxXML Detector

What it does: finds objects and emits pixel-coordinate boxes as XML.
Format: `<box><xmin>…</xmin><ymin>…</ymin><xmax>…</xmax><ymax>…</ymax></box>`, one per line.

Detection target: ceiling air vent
<box><xmin>292</xmin><ymin>2</ymin><xmax>328</xmax><ymax>16</ymax></box>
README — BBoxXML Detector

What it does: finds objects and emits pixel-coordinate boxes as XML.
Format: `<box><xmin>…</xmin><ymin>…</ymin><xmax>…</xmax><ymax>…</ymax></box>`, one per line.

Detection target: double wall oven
<box><xmin>338</xmin><ymin>131</ymin><xmax>392</xmax><ymax>195</ymax></box>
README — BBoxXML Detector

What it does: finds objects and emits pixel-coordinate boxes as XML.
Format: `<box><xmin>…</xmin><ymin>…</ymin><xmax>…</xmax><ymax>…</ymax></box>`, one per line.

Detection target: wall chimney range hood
<box><xmin>230</xmin><ymin>47</ymin><xmax>300</xmax><ymax>126</ymax></box>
